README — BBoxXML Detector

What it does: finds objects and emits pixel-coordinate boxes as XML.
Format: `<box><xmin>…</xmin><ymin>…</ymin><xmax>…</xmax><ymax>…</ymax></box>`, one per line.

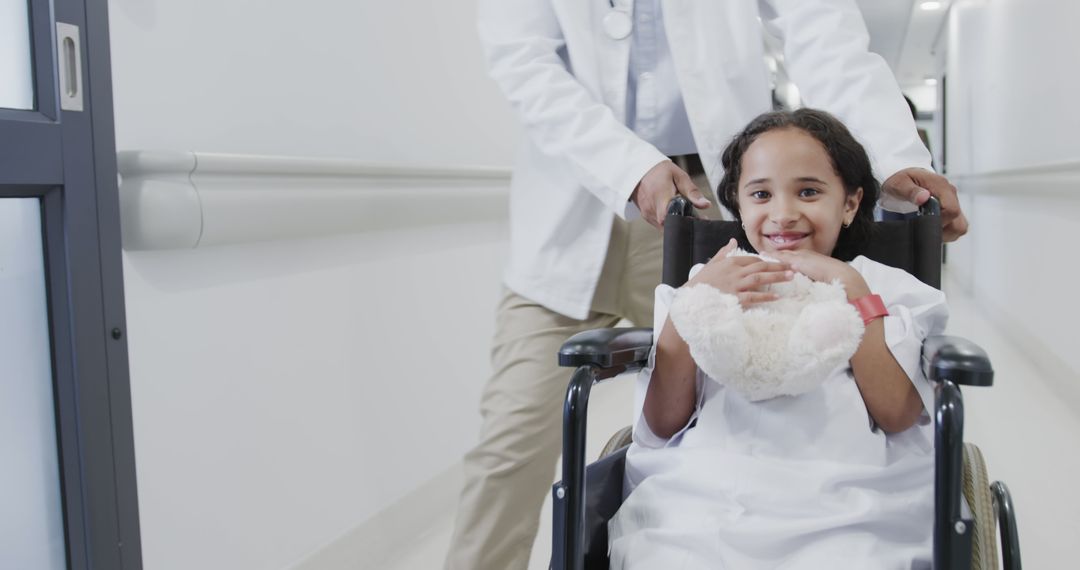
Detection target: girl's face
<box><xmin>736</xmin><ymin>128</ymin><xmax>862</xmax><ymax>256</ymax></box>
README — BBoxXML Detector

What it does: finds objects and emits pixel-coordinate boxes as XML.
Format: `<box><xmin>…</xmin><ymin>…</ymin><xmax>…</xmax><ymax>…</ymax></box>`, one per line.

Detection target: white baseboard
<box><xmin>288</xmin><ymin>463</ymin><xmax>463</xmax><ymax>570</ymax></box>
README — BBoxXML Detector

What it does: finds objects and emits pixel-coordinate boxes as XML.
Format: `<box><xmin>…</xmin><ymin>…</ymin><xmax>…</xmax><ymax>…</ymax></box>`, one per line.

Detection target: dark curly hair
<box><xmin>716</xmin><ymin>108</ymin><xmax>879</xmax><ymax>261</ymax></box>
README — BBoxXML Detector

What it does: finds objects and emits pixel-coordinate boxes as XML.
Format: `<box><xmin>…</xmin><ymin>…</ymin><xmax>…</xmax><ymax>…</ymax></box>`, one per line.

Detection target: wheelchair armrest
<box><xmin>922</xmin><ymin>335</ymin><xmax>994</xmax><ymax>387</ymax></box>
<box><xmin>558</xmin><ymin>327</ymin><xmax>654</xmax><ymax>369</ymax></box>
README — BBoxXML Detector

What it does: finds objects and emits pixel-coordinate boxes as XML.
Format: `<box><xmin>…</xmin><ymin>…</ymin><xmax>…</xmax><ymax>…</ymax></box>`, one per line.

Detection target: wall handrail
<box><xmin>949</xmin><ymin>160</ymin><xmax>1080</xmax><ymax>197</ymax></box>
<box><xmin>117</xmin><ymin>150</ymin><xmax>512</xmax><ymax>251</ymax></box>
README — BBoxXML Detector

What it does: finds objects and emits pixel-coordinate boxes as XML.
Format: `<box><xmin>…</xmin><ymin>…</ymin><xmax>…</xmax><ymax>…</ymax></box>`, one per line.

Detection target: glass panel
<box><xmin>0</xmin><ymin>0</ymin><xmax>35</xmax><ymax>109</ymax></box>
<box><xmin>0</xmin><ymin>199</ymin><xmax>66</xmax><ymax>570</ymax></box>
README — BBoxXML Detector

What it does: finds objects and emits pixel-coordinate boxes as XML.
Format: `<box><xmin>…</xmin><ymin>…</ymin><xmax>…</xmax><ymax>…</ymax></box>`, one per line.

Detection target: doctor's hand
<box><xmin>882</xmin><ymin>168</ymin><xmax>969</xmax><ymax>242</ymax></box>
<box><xmin>631</xmin><ymin>160</ymin><xmax>711</xmax><ymax>229</ymax></box>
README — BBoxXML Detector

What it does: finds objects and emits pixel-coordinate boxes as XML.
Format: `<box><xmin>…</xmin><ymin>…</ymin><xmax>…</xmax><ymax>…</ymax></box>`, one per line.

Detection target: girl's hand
<box><xmin>772</xmin><ymin>250</ymin><xmax>870</xmax><ymax>299</ymax></box>
<box><xmin>686</xmin><ymin>238</ymin><xmax>793</xmax><ymax>308</ymax></box>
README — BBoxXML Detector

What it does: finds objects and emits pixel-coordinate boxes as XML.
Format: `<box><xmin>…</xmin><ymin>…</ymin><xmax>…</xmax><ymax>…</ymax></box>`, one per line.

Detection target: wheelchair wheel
<box><xmin>599</xmin><ymin>426</ymin><xmax>633</xmax><ymax>459</ymax></box>
<box><xmin>963</xmin><ymin>443</ymin><xmax>999</xmax><ymax>570</ymax></box>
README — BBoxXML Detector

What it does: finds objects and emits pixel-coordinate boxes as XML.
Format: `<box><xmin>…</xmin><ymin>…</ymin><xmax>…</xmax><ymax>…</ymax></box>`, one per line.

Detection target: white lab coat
<box><xmin>478</xmin><ymin>0</ymin><xmax>932</xmax><ymax>319</ymax></box>
<box><xmin>608</xmin><ymin>256</ymin><xmax>948</xmax><ymax>569</ymax></box>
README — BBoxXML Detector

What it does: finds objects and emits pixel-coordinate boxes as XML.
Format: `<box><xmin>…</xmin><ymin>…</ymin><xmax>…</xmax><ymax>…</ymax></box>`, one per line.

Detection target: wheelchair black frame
<box><xmin>550</xmin><ymin>198</ymin><xmax>1021</xmax><ymax>570</ymax></box>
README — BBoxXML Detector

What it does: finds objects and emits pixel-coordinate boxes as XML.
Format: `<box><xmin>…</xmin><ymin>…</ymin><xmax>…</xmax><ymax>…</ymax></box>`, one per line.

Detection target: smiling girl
<box><xmin>609</xmin><ymin>109</ymin><xmax>948</xmax><ymax>569</ymax></box>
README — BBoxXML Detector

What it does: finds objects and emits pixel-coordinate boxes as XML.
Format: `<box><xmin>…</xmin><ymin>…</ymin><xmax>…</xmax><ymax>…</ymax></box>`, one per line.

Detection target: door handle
<box><xmin>56</xmin><ymin>22</ymin><xmax>83</xmax><ymax>112</ymax></box>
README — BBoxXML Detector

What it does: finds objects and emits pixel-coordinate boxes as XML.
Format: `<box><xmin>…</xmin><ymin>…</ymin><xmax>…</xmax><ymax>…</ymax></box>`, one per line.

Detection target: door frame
<box><xmin>0</xmin><ymin>0</ymin><xmax>142</xmax><ymax>567</ymax></box>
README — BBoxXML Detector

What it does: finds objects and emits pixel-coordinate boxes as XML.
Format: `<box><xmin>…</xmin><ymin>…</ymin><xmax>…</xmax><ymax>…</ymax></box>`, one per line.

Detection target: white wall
<box><xmin>107</xmin><ymin>0</ymin><xmax>519</xmax><ymax>568</ymax></box>
<box><xmin>944</xmin><ymin>1</ymin><xmax>1080</xmax><ymax>175</ymax></box>
<box><xmin>108</xmin><ymin>0</ymin><xmax>519</xmax><ymax>166</ymax></box>
<box><xmin>941</xmin><ymin>6</ymin><xmax>1080</xmax><ymax>564</ymax></box>
<box><xmin>123</xmin><ymin>225</ymin><xmax>505</xmax><ymax>569</ymax></box>
<box><xmin>941</xmin><ymin>0</ymin><xmax>1080</xmax><ymax>390</ymax></box>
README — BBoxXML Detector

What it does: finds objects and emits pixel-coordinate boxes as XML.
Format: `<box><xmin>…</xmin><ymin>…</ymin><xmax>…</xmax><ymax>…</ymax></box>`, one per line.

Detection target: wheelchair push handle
<box><xmin>920</xmin><ymin>196</ymin><xmax>941</xmax><ymax>216</ymax></box>
<box><xmin>667</xmin><ymin>194</ymin><xmax>694</xmax><ymax>217</ymax></box>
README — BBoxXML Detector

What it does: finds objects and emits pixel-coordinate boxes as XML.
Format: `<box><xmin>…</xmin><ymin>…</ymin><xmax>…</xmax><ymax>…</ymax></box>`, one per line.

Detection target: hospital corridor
<box><xmin>2</xmin><ymin>0</ymin><xmax>1078</xmax><ymax>569</ymax></box>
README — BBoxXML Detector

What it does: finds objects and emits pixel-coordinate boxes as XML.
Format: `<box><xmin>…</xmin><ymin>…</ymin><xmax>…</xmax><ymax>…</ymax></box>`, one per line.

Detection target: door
<box><xmin>0</xmin><ymin>0</ymin><xmax>141</xmax><ymax>568</ymax></box>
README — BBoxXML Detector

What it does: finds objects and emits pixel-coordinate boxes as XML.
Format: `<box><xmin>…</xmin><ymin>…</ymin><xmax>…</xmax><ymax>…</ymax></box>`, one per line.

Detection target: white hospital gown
<box><xmin>608</xmin><ymin>256</ymin><xmax>948</xmax><ymax>570</ymax></box>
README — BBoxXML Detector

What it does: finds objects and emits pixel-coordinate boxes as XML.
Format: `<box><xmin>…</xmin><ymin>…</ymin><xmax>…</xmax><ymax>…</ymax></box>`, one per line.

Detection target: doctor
<box><xmin>447</xmin><ymin>0</ymin><xmax>967</xmax><ymax>568</ymax></box>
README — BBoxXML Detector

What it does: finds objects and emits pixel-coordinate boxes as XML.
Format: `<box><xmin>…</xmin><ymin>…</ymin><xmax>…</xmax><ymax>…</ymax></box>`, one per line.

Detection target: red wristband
<box><xmin>850</xmin><ymin>294</ymin><xmax>889</xmax><ymax>325</ymax></box>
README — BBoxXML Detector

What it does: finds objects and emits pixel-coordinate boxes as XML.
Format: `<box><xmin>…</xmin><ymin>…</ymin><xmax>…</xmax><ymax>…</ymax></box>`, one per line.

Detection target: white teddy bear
<box><xmin>667</xmin><ymin>249</ymin><xmax>865</xmax><ymax>402</ymax></box>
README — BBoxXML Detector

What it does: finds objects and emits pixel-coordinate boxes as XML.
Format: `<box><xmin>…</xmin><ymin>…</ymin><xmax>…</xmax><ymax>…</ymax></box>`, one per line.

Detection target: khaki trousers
<box><xmin>444</xmin><ymin>217</ymin><xmax>659</xmax><ymax>570</ymax></box>
<box><xmin>446</xmin><ymin>178</ymin><xmax>712</xmax><ymax>570</ymax></box>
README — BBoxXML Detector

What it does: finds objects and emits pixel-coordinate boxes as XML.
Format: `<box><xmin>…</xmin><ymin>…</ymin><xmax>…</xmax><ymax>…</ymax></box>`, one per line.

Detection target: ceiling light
<box><xmin>920</xmin><ymin>1</ymin><xmax>943</xmax><ymax>10</ymax></box>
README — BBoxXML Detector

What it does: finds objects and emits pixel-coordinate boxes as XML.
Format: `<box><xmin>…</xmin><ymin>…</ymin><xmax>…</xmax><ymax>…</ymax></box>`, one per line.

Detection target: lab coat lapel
<box><xmin>662</xmin><ymin>0</ymin><xmax>721</xmax><ymax>188</ymax></box>
<box><xmin>549</xmin><ymin>0</ymin><xmax>632</xmax><ymax>120</ymax></box>
<box><xmin>661</xmin><ymin>0</ymin><xmax>708</xmax><ymax>72</ymax></box>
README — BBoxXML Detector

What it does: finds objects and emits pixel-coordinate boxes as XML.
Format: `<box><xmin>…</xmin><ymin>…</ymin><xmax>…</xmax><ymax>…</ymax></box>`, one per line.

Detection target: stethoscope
<box><xmin>603</xmin><ymin>0</ymin><xmax>633</xmax><ymax>40</ymax></box>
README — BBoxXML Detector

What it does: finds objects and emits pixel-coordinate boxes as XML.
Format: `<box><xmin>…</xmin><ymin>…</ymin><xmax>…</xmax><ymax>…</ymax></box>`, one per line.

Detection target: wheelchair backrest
<box><xmin>661</xmin><ymin>199</ymin><xmax>943</xmax><ymax>289</ymax></box>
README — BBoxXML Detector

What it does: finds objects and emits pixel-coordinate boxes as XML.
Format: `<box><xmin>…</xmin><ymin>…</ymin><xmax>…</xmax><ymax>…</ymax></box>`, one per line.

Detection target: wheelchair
<box><xmin>550</xmin><ymin>197</ymin><xmax>1022</xmax><ymax>570</ymax></box>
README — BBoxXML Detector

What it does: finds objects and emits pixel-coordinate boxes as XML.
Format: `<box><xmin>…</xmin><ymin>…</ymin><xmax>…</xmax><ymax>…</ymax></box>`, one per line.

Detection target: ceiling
<box><xmin>765</xmin><ymin>1</ymin><xmax>948</xmax><ymax>112</ymax></box>
<box><xmin>856</xmin><ymin>0</ymin><xmax>949</xmax><ymax>89</ymax></box>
